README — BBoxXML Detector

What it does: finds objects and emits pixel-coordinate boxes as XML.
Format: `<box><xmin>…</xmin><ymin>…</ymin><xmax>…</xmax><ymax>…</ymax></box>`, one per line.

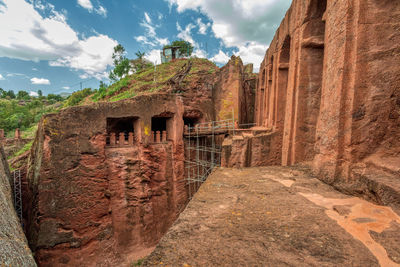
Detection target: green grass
<box><xmin>9</xmin><ymin>140</ymin><xmax>33</xmax><ymax>159</ymax></box>
<box><xmin>83</xmin><ymin>58</ymin><xmax>219</xmax><ymax>104</ymax></box>
<box><xmin>22</xmin><ymin>124</ymin><xmax>38</xmax><ymax>139</ymax></box>
<box><xmin>131</xmin><ymin>258</ymin><xmax>144</xmax><ymax>266</ymax></box>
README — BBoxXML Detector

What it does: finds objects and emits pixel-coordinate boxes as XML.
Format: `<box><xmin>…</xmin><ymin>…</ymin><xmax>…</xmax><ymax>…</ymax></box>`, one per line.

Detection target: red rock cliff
<box><xmin>252</xmin><ymin>0</ymin><xmax>400</xmax><ymax>207</ymax></box>
<box><xmin>26</xmin><ymin>94</ymin><xmax>186</xmax><ymax>266</ymax></box>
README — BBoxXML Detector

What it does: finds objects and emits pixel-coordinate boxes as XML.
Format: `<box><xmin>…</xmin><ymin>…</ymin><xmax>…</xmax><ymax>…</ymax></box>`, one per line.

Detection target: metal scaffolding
<box><xmin>13</xmin><ymin>170</ymin><xmax>23</xmax><ymax>225</ymax></box>
<box><xmin>184</xmin><ymin>118</ymin><xmax>235</xmax><ymax>199</ymax></box>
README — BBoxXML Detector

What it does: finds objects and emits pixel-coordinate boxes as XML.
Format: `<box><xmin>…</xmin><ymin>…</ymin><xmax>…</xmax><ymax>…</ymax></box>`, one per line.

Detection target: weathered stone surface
<box><xmin>221</xmin><ymin>129</ymin><xmax>280</xmax><ymax>168</ymax></box>
<box><xmin>213</xmin><ymin>56</ymin><xmax>256</xmax><ymax>125</ymax></box>
<box><xmin>25</xmin><ymin>94</ymin><xmax>187</xmax><ymax>266</ymax></box>
<box><xmin>0</xmin><ymin>145</ymin><xmax>36</xmax><ymax>266</ymax></box>
<box><xmin>142</xmin><ymin>166</ymin><xmax>400</xmax><ymax>266</ymax></box>
<box><xmin>252</xmin><ymin>0</ymin><xmax>400</xmax><ymax>207</ymax></box>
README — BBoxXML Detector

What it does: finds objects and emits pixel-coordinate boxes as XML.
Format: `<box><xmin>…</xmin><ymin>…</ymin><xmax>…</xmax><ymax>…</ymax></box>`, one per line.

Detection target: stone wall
<box><xmin>25</xmin><ymin>94</ymin><xmax>186</xmax><ymax>266</ymax></box>
<box><xmin>213</xmin><ymin>56</ymin><xmax>256</xmax><ymax>124</ymax></box>
<box><xmin>0</xmin><ymin>145</ymin><xmax>36</xmax><ymax>266</ymax></box>
<box><xmin>253</xmin><ymin>0</ymin><xmax>400</xmax><ymax>206</ymax></box>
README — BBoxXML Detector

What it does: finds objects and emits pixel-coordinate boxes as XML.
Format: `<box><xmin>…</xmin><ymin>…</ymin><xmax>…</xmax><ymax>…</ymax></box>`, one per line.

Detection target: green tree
<box><xmin>38</xmin><ymin>90</ymin><xmax>43</xmax><ymax>97</ymax></box>
<box><xmin>0</xmin><ymin>88</ymin><xmax>5</xmax><ymax>98</ymax></box>
<box><xmin>6</xmin><ymin>90</ymin><xmax>16</xmax><ymax>99</ymax></box>
<box><xmin>17</xmin><ymin>90</ymin><xmax>30</xmax><ymax>100</ymax></box>
<box><xmin>135</xmin><ymin>51</ymin><xmax>145</xmax><ymax>59</ymax></box>
<box><xmin>163</xmin><ymin>40</ymin><xmax>194</xmax><ymax>57</ymax></box>
<box><xmin>131</xmin><ymin>51</ymin><xmax>153</xmax><ymax>73</ymax></box>
<box><xmin>109</xmin><ymin>44</ymin><xmax>131</xmax><ymax>82</ymax></box>
<box><xmin>47</xmin><ymin>94</ymin><xmax>63</xmax><ymax>102</ymax></box>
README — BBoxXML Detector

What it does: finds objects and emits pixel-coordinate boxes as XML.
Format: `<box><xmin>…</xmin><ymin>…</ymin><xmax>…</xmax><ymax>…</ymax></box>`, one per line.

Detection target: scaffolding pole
<box><xmin>184</xmin><ymin>118</ymin><xmax>235</xmax><ymax>199</ymax></box>
<box><xmin>13</xmin><ymin>170</ymin><xmax>23</xmax><ymax>225</ymax></box>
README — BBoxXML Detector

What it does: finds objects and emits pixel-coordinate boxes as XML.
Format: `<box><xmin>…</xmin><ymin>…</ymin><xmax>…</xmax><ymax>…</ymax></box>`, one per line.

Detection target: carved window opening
<box><xmin>106</xmin><ymin>117</ymin><xmax>138</xmax><ymax>146</ymax></box>
<box><xmin>151</xmin><ymin>113</ymin><xmax>173</xmax><ymax>143</ymax></box>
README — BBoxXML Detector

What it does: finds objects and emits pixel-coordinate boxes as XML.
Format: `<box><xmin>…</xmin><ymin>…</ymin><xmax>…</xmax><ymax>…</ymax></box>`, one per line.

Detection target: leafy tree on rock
<box><xmin>109</xmin><ymin>44</ymin><xmax>131</xmax><ymax>82</ymax></box>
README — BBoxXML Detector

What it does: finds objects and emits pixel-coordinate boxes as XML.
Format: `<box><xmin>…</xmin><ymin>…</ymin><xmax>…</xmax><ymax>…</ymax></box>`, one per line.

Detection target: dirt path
<box><xmin>143</xmin><ymin>166</ymin><xmax>400</xmax><ymax>267</ymax></box>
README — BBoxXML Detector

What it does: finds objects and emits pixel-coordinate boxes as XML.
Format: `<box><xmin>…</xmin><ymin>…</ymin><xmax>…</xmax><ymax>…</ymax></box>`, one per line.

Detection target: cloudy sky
<box><xmin>0</xmin><ymin>0</ymin><xmax>291</xmax><ymax>94</ymax></box>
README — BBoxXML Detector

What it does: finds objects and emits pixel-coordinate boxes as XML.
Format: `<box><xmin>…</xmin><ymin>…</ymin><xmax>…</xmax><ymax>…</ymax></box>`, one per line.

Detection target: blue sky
<box><xmin>0</xmin><ymin>0</ymin><xmax>291</xmax><ymax>95</ymax></box>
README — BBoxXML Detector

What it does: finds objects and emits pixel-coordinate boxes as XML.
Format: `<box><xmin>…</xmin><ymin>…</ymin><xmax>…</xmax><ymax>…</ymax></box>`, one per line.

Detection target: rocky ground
<box><xmin>142</xmin><ymin>166</ymin><xmax>400</xmax><ymax>267</ymax></box>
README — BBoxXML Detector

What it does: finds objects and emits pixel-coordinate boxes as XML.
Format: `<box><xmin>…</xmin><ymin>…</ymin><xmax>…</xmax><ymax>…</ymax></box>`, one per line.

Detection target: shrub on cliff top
<box><xmin>64</xmin><ymin>88</ymin><xmax>94</xmax><ymax>107</ymax></box>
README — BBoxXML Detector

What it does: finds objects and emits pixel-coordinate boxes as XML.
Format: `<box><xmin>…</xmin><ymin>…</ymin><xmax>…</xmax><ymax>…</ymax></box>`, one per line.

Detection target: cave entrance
<box><xmin>106</xmin><ymin>117</ymin><xmax>138</xmax><ymax>145</ymax></box>
<box><xmin>183</xmin><ymin>117</ymin><xmax>198</xmax><ymax>128</ymax></box>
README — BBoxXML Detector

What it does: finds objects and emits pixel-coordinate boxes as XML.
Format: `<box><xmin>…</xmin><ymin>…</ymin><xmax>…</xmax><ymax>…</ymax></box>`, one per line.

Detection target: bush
<box><xmin>64</xmin><ymin>88</ymin><xmax>93</xmax><ymax>107</ymax></box>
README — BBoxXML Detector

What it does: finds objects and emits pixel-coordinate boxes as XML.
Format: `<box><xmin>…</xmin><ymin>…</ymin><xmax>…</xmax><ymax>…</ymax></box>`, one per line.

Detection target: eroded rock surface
<box><xmin>25</xmin><ymin>94</ymin><xmax>187</xmax><ymax>266</ymax></box>
<box><xmin>143</xmin><ymin>167</ymin><xmax>400</xmax><ymax>266</ymax></box>
<box><xmin>243</xmin><ymin>0</ymin><xmax>400</xmax><ymax>208</ymax></box>
<box><xmin>0</xmin><ymin>145</ymin><xmax>36</xmax><ymax>266</ymax></box>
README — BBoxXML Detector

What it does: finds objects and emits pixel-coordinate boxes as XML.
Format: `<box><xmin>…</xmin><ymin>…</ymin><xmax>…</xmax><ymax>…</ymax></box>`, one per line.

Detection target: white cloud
<box><xmin>62</xmin><ymin>86</ymin><xmax>70</xmax><ymax>90</ymax></box>
<box><xmin>192</xmin><ymin>49</ymin><xmax>207</xmax><ymax>58</ymax></box>
<box><xmin>234</xmin><ymin>42</ymin><xmax>268</xmax><ymax>71</ymax></box>
<box><xmin>0</xmin><ymin>0</ymin><xmax>116</xmax><ymax>78</ymax></box>
<box><xmin>135</xmin><ymin>12</ymin><xmax>169</xmax><ymax>48</ymax></box>
<box><xmin>29</xmin><ymin>91</ymin><xmax>39</xmax><ymax>96</ymax></box>
<box><xmin>144</xmin><ymin>12</ymin><xmax>152</xmax><ymax>24</ymax></box>
<box><xmin>77</xmin><ymin>0</ymin><xmax>93</xmax><ymax>11</ymax></box>
<box><xmin>6</xmin><ymin>73</ymin><xmax>29</xmax><ymax>78</ymax></box>
<box><xmin>77</xmin><ymin>0</ymin><xmax>107</xmax><ymax>17</ymax></box>
<box><xmin>0</xmin><ymin>74</ymin><xmax>4</xmax><ymax>80</ymax></box>
<box><xmin>196</xmin><ymin>18</ymin><xmax>210</xmax><ymax>35</ymax></box>
<box><xmin>95</xmin><ymin>5</ymin><xmax>107</xmax><ymax>17</ymax></box>
<box><xmin>49</xmin><ymin>34</ymin><xmax>117</xmax><ymax>75</ymax></box>
<box><xmin>176</xmin><ymin>22</ymin><xmax>195</xmax><ymax>45</ymax></box>
<box><xmin>166</xmin><ymin>0</ymin><xmax>291</xmax><ymax>69</ymax></box>
<box><xmin>31</xmin><ymin>77</ymin><xmax>50</xmax><ymax>85</ymax></box>
<box><xmin>210</xmin><ymin>50</ymin><xmax>230</xmax><ymax>64</ymax></box>
<box><xmin>144</xmin><ymin>49</ymin><xmax>161</xmax><ymax>64</ymax></box>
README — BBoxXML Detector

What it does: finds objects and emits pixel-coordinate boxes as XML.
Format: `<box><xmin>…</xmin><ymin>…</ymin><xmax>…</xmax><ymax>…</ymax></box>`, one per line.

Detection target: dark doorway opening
<box><xmin>183</xmin><ymin>117</ymin><xmax>198</xmax><ymax>128</ymax></box>
<box><xmin>152</xmin><ymin>117</ymin><xmax>168</xmax><ymax>132</ymax></box>
<box><xmin>106</xmin><ymin>117</ymin><xmax>137</xmax><ymax>144</ymax></box>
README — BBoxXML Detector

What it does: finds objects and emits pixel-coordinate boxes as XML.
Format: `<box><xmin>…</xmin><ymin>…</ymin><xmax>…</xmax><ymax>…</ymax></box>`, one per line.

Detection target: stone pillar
<box><xmin>162</xmin><ymin>131</ymin><xmax>167</xmax><ymax>142</ymax></box>
<box><xmin>14</xmin><ymin>128</ymin><xmax>21</xmax><ymax>140</ymax></box>
<box><xmin>110</xmin><ymin>133</ymin><xmax>116</xmax><ymax>146</ymax></box>
<box><xmin>155</xmin><ymin>131</ymin><xmax>161</xmax><ymax>143</ymax></box>
<box><xmin>128</xmin><ymin>132</ymin><xmax>134</xmax><ymax>146</ymax></box>
<box><xmin>119</xmin><ymin>133</ymin><xmax>125</xmax><ymax>146</ymax></box>
<box><xmin>0</xmin><ymin>129</ymin><xmax>4</xmax><ymax>139</ymax></box>
<box><xmin>151</xmin><ymin>131</ymin><xmax>155</xmax><ymax>142</ymax></box>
